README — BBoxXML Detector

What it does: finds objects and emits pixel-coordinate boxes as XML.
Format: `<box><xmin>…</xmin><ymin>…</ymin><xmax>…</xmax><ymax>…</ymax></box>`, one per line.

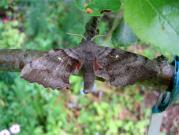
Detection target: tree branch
<box><xmin>0</xmin><ymin>49</ymin><xmax>174</xmax><ymax>86</ymax></box>
<box><xmin>84</xmin><ymin>16</ymin><xmax>100</xmax><ymax>40</ymax></box>
<box><xmin>0</xmin><ymin>49</ymin><xmax>46</xmax><ymax>71</ymax></box>
<box><xmin>0</xmin><ymin>16</ymin><xmax>174</xmax><ymax>87</ymax></box>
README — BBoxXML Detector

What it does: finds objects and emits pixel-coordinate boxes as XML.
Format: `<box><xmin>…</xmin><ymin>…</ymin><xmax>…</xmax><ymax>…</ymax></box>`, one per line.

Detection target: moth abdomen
<box><xmin>82</xmin><ymin>62</ymin><xmax>96</xmax><ymax>94</ymax></box>
<box><xmin>83</xmin><ymin>72</ymin><xmax>95</xmax><ymax>94</ymax></box>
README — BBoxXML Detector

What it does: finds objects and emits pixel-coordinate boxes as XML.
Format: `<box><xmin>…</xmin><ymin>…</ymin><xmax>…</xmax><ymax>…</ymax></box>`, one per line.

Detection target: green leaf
<box><xmin>76</xmin><ymin>0</ymin><xmax>121</xmax><ymax>16</ymax></box>
<box><xmin>124</xmin><ymin>0</ymin><xmax>179</xmax><ymax>54</ymax></box>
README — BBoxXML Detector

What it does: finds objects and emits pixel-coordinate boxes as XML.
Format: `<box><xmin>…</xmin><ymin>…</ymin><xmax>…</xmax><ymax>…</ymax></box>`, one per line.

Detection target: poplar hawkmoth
<box><xmin>21</xmin><ymin>39</ymin><xmax>157</xmax><ymax>93</ymax></box>
<box><xmin>21</xmin><ymin>16</ymin><xmax>160</xmax><ymax>94</ymax></box>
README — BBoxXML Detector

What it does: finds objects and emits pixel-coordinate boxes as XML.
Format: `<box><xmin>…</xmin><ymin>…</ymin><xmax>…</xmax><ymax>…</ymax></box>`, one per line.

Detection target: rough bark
<box><xmin>0</xmin><ymin>49</ymin><xmax>46</xmax><ymax>71</ymax></box>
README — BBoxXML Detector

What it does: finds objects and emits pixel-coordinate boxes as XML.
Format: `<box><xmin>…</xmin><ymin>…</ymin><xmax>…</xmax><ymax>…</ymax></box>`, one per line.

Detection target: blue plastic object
<box><xmin>152</xmin><ymin>56</ymin><xmax>179</xmax><ymax>113</ymax></box>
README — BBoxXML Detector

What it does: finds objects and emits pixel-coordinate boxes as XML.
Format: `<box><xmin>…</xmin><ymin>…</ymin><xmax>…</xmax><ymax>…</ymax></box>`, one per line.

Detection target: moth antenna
<box><xmin>66</xmin><ymin>33</ymin><xmax>86</xmax><ymax>40</ymax></box>
<box><xmin>91</xmin><ymin>35</ymin><xmax>105</xmax><ymax>41</ymax></box>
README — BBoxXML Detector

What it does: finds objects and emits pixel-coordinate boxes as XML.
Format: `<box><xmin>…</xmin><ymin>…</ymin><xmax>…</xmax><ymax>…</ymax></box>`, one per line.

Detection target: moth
<box><xmin>21</xmin><ymin>17</ymin><xmax>157</xmax><ymax>94</ymax></box>
<box><xmin>21</xmin><ymin>39</ymin><xmax>156</xmax><ymax>94</ymax></box>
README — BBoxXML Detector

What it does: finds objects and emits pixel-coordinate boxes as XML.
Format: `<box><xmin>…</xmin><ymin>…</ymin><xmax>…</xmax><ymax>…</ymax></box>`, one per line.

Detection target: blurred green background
<box><xmin>0</xmin><ymin>0</ymin><xmax>172</xmax><ymax>135</ymax></box>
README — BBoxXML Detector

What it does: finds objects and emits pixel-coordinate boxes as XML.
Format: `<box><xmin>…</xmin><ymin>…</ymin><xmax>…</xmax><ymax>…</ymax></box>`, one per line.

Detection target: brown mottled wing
<box><xmin>95</xmin><ymin>48</ymin><xmax>157</xmax><ymax>87</ymax></box>
<box><xmin>21</xmin><ymin>49</ymin><xmax>81</xmax><ymax>90</ymax></box>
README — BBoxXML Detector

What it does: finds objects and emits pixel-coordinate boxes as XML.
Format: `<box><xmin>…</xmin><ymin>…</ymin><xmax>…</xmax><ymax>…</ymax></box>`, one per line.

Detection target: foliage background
<box><xmin>0</xmin><ymin>0</ymin><xmax>177</xmax><ymax>135</ymax></box>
